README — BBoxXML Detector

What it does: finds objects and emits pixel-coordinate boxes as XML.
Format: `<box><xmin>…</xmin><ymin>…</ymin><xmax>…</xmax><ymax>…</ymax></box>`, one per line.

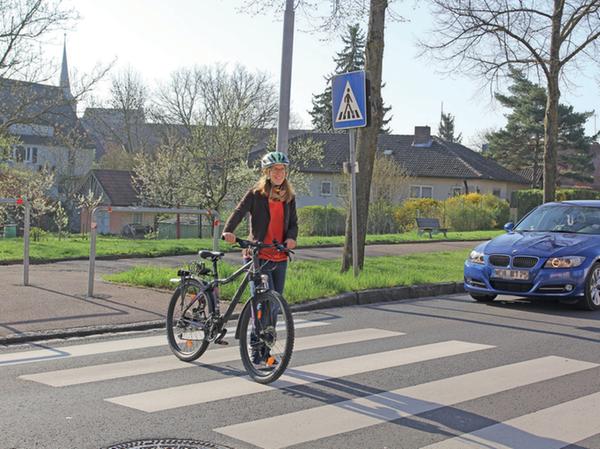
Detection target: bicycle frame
<box><xmin>176</xmin><ymin>248</ymin><xmax>273</xmax><ymax>333</ymax></box>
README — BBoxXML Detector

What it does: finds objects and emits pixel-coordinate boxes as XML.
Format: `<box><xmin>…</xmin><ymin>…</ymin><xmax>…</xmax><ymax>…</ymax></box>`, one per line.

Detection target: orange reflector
<box><xmin>185</xmin><ymin>340</ymin><xmax>193</xmax><ymax>348</ymax></box>
<box><xmin>266</xmin><ymin>356</ymin><xmax>276</xmax><ymax>366</ymax></box>
<box><xmin>257</xmin><ymin>310</ymin><xmax>262</xmax><ymax>320</ymax></box>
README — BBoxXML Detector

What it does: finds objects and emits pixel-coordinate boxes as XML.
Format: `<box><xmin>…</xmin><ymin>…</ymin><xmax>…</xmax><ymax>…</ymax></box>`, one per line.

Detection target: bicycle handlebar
<box><xmin>222</xmin><ymin>236</ymin><xmax>294</xmax><ymax>255</ymax></box>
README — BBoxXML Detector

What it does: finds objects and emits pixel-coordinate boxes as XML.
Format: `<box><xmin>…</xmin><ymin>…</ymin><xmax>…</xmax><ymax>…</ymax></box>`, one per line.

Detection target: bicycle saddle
<box><xmin>199</xmin><ymin>250</ymin><xmax>225</xmax><ymax>260</ymax></box>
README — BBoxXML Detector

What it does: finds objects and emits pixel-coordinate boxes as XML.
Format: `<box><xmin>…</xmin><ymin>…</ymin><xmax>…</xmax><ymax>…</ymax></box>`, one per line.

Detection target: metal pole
<box><xmin>349</xmin><ymin>129</ymin><xmax>359</xmax><ymax>277</ymax></box>
<box><xmin>87</xmin><ymin>206</ymin><xmax>98</xmax><ymax>298</ymax></box>
<box><xmin>23</xmin><ymin>200</ymin><xmax>30</xmax><ymax>286</ymax></box>
<box><xmin>276</xmin><ymin>0</ymin><xmax>295</xmax><ymax>155</ymax></box>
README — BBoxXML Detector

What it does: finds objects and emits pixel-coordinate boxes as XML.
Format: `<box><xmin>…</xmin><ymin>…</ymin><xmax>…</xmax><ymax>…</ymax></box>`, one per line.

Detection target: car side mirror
<box><xmin>504</xmin><ymin>222</ymin><xmax>515</xmax><ymax>232</ymax></box>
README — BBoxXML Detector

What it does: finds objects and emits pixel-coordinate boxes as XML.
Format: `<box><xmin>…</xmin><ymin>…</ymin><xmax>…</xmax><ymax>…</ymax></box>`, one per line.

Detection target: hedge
<box><xmin>511</xmin><ymin>188</ymin><xmax>600</xmax><ymax>220</ymax></box>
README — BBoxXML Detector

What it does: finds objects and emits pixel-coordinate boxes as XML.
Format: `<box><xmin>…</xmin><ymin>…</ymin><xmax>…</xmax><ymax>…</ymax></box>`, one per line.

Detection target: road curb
<box><xmin>0</xmin><ymin>282</ymin><xmax>466</xmax><ymax>346</ymax></box>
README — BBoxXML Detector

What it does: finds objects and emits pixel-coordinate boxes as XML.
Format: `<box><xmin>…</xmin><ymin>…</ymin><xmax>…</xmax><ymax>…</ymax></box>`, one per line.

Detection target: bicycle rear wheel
<box><xmin>166</xmin><ymin>280</ymin><xmax>210</xmax><ymax>362</ymax></box>
<box><xmin>239</xmin><ymin>290</ymin><xmax>294</xmax><ymax>384</ymax></box>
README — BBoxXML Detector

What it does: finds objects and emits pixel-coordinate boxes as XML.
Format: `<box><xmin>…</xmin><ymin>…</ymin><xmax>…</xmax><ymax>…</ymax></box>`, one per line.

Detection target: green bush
<box><xmin>511</xmin><ymin>188</ymin><xmax>600</xmax><ymax>220</ymax></box>
<box><xmin>298</xmin><ymin>205</ymin><xmax>346</xmax><ymax>236</ymax></box>
<box><xmin>368</xmin><ymin>200</ymin><xmax>398</xmax><ymax>234</ymax></box>
<box><xmin>393</xmin><ymin>198</ymin><xmax>443</xmax><ymax>232</ymax></box>
<box><xmin>437</xmin><ymin>193</ymin><xmax>509</xmax><ymax>231</ymax></box>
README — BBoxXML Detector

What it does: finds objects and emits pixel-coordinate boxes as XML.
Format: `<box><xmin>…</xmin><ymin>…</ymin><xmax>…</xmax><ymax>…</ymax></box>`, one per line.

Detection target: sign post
<box><xmin>332</xmin><ymin>71</ymin><xmax>367</xmax><ymax>277</ymax></box>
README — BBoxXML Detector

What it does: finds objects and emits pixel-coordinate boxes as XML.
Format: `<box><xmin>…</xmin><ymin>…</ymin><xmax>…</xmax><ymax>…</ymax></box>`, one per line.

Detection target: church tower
<box><xmin>60</xmin><ymin>34</ymin><xmax>75</xmax><ymax>108</ymax></box>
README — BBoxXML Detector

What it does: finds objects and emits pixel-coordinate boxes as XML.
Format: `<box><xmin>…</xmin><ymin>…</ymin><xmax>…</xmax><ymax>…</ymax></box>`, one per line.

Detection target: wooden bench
<box><xmin>416</xmin><ymin>217</ymin><xmax>448</xmax><ymax>238</ymax></box>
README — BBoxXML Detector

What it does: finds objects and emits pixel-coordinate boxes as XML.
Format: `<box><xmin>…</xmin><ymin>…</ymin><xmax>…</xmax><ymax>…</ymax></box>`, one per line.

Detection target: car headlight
<box><xmin>468</xmin><ymin>250</ymin><xmax>485</xmax><ymax>264</ymax></box>
<box><xmin>544</xmin><ymin>256</ymin><xmax>586</xmax><ymax>268</ymax></box>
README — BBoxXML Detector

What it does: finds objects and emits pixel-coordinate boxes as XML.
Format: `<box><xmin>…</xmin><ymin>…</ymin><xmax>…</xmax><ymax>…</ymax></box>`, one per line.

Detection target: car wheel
<box><xmin>469</xmin><ymin>293</ymin><xmax>497</xmax><ymax>302</ymax></box>
<box><xmin>579</xmin><ymin>262</ymin><xmax>600</xmax><ymax>311</ymax></box>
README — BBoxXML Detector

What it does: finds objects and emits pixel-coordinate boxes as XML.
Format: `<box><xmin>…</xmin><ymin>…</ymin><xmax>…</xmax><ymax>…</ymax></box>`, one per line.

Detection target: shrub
<box><xmin>297</xmin><ymin>205</ymin><xmax>346</xmax><ymax>236</ymax></box>
<box><xmin>368</xmin><ymin>200</ymin><xmax>398</xmax><ymax>234</ymax></box>
<box><xmin>445</xmin><ymin>193</ymin><xmax>508</xmax><ymax>231</ymax></box>
<box><xmin>511</xmin><ymin>188</ymin><xmax>600</xmax><ymax>220</ymax></box>
<box><xmin>393</xmin><ymin>198</ymin><xmax>443</xmax><ymax>232</ymax></box>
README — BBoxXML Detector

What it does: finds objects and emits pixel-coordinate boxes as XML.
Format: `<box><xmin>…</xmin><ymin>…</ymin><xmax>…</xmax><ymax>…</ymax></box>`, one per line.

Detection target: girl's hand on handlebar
<box><xmin>222</xmin><ymin>232</ymin><xmax>236</xmax><ymax>244</ymax></box>
<box><xmin>284</xmin><ymin>238</ymin><xmax>297</xmax><ymax>250</ymax></box>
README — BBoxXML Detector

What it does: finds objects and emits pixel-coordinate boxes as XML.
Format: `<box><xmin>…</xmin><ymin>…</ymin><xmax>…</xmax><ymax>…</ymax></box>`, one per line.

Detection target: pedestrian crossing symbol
<box><xmin>336</xmin><ymin>81</ymin><xmax>364</xmax><ymax>122</ymax></box>
<box><xmin>332</xmin><ymin>70</ymin><xmax>367</xmax><ymax>129</ymax></box>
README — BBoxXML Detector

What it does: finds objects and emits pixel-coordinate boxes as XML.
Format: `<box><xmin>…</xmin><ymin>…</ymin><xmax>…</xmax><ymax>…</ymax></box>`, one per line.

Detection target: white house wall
<box><xmin>295</xmin><ymin>173</ymin><xmax>527</xmax><ymax>208</ymax></box>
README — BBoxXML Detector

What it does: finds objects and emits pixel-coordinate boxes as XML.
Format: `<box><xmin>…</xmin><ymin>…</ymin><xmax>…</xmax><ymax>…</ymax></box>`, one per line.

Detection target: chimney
<box><xmin>412</xmin><ymin>126</ymin><xmax>432</xmax><ymax>147</ymax></box>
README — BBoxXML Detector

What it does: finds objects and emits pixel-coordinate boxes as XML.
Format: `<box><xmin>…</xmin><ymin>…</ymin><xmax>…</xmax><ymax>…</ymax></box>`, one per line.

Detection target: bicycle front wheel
<box><xmin>166</xmin><ymin>280</ymin><xmax>210</xmax><ymax>362</ymax></box>
<box><xmin>239</xmin><ymin>290</ymin><xmax>294</xmax><ymax>384</ymax></box>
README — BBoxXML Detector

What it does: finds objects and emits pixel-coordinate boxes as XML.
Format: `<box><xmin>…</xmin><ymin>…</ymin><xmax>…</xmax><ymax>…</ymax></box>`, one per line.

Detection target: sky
<box><xmin>43</xmin><ymin>0</ymin><xmax>600</xmax><ymax>149</ymax></box>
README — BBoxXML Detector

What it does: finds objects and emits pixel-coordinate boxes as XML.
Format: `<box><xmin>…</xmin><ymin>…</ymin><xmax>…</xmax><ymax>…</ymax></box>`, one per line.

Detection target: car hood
<box><xmin>484</xmin><ymin>231</ymin><xmax>599</xmax><ymax>257</ymax></box>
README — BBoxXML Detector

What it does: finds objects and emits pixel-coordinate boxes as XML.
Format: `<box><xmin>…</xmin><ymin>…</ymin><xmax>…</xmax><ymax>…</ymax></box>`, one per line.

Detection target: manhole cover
<box><xmin>103</xmin><ymin>439</ymin><xmax>234</xmax><ymax>449</ymax></box>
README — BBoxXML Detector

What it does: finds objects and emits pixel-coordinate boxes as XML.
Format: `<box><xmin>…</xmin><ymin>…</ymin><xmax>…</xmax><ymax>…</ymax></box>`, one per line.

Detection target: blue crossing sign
<box><xmin>332</xmin><ymin>71</ymin><xmax>367</xmax><ymax>129</ymax></box>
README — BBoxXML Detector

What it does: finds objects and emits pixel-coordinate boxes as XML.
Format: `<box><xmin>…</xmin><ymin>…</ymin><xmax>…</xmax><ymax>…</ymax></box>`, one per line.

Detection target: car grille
<box><xmin>490</xmin><ymin>280</ymin><xmax>533</xmax><ymax>293</ymax></box>
<box><xmin>513</xmin><ymin>256</ymin><xmax>538</xmax><ymax>268</ymax></box>
<box><xmin>489</xmin><ymin>255</ymin><xmax>510</xmax><ymax>267</ymax></box>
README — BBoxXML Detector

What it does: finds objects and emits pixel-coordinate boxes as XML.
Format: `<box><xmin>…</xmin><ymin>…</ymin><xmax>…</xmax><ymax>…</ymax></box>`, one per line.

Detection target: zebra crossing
<box><xmin>4</xmin><ymin>317</ymin><xmax>600</xmax><ymax>449</ymax></box>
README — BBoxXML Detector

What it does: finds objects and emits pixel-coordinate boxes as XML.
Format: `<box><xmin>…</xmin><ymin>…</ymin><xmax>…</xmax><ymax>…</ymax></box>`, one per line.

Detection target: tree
<box><xmin>420</xmin><ymin>0</ymin><xmax>600</xmax><ymax>202</ymax></box>
<box><xmin>367</xmin><ymin>153</ymin><xmax>411</xmax><ymax>234</ymax></box>
<box><xmin>74</xmin><ymin>188</ymin><xmax>102</xmax><ymax>235</ymax></box>
<box><xmin>486</xmin><ymin>68</ymin><xmax>595</xmax><ymax>187</ymax></box>
<box><xmin>310</xmin><ymin>22</ymin><xmax>392</xmax><ymax>133</ymax></box>
<box><xmin>438</xmin><ymin>111</ymin><xmax>462</xmax><ymax>143</ymax></box>
<box><xmin>0</xmin><ymin>0</ymin><xmax>77</xmax><ymax>80</ymax></box>
<box><xmin>242</xmin><ymin>0</ymin><xmax>395</xmax><ymax>273</ymax></box>
<box><xmin>53</xmin><ymin>201</ymin><xmax>68</xmax><ymax>239</ymax></box>
<box><xmin>0</xmin><ymin>165</ymin><xmax>54</xmax><ymax>228</ymax></box>
<box><xmin>138</xmin><ymin>64</ymin><xmax>278</xmax><ymax>214</ymax></box>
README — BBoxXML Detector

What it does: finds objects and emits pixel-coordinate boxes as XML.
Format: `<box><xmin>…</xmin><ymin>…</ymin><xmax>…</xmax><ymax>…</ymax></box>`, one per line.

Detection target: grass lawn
<box><xmin>0</xmin><ymin>230</ymin><xmax>501</xmax><ymax>264</ymax></box>
<box><xmin>103</xmin><ymin>249</ymin><xmax>470</xmax><ymax>305</ymax></box>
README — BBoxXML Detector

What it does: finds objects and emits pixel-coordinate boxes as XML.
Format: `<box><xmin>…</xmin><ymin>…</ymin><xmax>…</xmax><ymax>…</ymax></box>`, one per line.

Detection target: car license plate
<box><xmin>493</xmin><ymin>269</ymin><xmax>529</xmax><ymax>281</ymax></box>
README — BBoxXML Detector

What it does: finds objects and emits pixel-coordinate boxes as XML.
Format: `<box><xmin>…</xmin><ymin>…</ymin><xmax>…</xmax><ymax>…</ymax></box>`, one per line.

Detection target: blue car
<box><xmin>464</xmin><ymin>200</ymin><xmax>600</xmax><ymax>310</ymax></box>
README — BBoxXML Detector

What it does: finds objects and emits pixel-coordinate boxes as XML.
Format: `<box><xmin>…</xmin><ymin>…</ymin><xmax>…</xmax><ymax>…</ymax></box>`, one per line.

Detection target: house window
<box><xmin>321</xmin><ymin>181</ymin><xmax>332</xmax><ymax>196</ymax></box>
<box><xmin>133</xmin><ymin>213</ymin><xmax>143</xmax><ymax>224</ymax></box>
<box><xmin>14</xmin><ymin>146</ymin><xmax>25</xmax><ymax>162</ymax></box>
<box><xmin>452</xmin><ymin>186</ymin><xmax>462</xmax><ymax>196</ymax></box>
<box><xmin>26</xmin><ymin>147</ymin><xmax>38</xmax><ymax>163</ymax></box>
<box><xmin>493</xmin><ymin>188</ymin><xmax>501</xmax><ymax>197</ymax></box>
<box><xmin>410</xmin><ymin>185</ymin><xmax>433</xmax><ymax>198</ymax></box>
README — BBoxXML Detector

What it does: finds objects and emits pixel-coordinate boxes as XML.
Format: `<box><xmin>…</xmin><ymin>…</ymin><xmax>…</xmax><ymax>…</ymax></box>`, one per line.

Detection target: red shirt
<box><xmin>259</xmin><ymin>199</ymin><xmax>287</xmax><ymax>261</ymax></box>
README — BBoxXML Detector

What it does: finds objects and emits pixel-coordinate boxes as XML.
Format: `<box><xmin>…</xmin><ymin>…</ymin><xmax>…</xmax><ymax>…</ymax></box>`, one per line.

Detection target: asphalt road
<box><xmin>2</xmin><ymin>293</ymin><xmax>600</xmax><ymax>449</ymax></box>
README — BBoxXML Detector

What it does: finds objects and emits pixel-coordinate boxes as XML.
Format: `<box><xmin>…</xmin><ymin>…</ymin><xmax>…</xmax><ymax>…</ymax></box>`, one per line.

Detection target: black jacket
<box><xmin>223</xmin><ymin>189</ymin><xmax>298</xmax><ymax>242</ymax></box>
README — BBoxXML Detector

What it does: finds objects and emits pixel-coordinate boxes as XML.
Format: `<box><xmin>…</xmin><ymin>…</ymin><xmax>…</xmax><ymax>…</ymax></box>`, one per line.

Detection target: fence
<box><xmin>0</xmin><ymin>198</ymin><xmax>30</xmax><ymax>285</ymax></box>
<box><xmin>87</xmin><ymin>206</ymin><xmax>220</xmax><ymax>297</ymax></box>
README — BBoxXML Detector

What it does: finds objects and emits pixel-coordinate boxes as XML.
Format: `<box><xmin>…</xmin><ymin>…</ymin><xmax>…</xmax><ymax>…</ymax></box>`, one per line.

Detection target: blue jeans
<box><xmin>247</xmin><ymin>259</ymin><xmax>288</xmax><ymax>296</ymax></box>
<box><xmin>246</xmin><ymin>259</ymin><xmax>287</xmax><ymax>334</ymax></box>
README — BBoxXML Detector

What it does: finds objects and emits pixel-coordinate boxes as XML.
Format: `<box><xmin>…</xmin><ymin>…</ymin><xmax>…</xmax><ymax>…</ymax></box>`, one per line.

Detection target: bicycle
<box><xmin>166</xmin><ymin>238</ymin><xmax>295</xmax><ymax>384</ymax></box>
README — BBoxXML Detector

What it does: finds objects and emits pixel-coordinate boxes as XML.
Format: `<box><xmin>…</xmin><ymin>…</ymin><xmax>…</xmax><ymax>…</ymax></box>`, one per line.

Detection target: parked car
<box><xmin>464</xmin><ymin>200</ymin><xmax>600</xmax><ymax>310</ymax></box>
<box><xmin>121</xmin><ymin>223</ymin><xmax>153</xmax><ymax>239</ymax></box>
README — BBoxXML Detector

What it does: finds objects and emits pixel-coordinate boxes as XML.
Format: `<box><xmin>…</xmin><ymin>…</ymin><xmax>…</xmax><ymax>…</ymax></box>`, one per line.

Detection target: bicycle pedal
<box><xmin>214</xmin><ymin>329</ymin><xmax>228</xmax><ymax>345</ymax></box>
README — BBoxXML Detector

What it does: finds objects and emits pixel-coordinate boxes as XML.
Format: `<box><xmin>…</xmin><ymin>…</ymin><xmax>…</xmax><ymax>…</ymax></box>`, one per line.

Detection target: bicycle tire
<box><xmin>238</xmin><ymin>290</ymin><xmax>294</xmax><ymax>384</ymax></box>
<box><xmin>166</xmin><ymin>279</ymin><xmax>210</xmax><ymax>362</ymax></box>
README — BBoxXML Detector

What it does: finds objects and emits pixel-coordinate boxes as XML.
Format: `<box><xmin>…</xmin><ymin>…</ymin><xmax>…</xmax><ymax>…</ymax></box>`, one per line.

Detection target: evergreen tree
<box><xmin>438</xmin><ymin>112</ymin><xmax>462</xmax><ymax>143</ymax></box>
<box><xmin>486</xmin><ymin>69</ymin><xmax>595</xmax><ymax>186</ymax></box>
<box><xmin>309</xmin><ymin>24</ymin><xmax>392</xmax><ymax>133</ymax></box>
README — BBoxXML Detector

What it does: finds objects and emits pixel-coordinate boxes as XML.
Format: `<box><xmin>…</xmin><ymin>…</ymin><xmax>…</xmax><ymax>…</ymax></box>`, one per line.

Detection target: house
<box><xmin>0</xmin><ymin>40</ymin><xmax>95</xmax><ymax>199</ymax></box>
<box><xmin>77</xmin><ymin>169</ymin><xmax>155</xmax><ymax>235</ymax></box>
<box><xmin>250</xmin><ymin>126</ymin><xmax>529</xmax><ymax>208</ymax></box>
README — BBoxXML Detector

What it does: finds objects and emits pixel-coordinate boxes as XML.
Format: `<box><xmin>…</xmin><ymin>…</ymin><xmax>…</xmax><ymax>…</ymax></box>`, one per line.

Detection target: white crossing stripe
<box><xmin>21</xmin><ymin>329</ymin><xmax>402</xmax><ymax>386</ymax></box>
<box><xmin>215</xmin><ymin>356</ymin><xmax>598</xmax><ymax>449</ymax></box>
<box><xmin>0</xmin><ymin>319</ymin><xmax>328</xmax><ymax>367</ymax></box>
<box><xmin>106</xmin><ymin>340</ymin><xmax>493</xmax><ymax>412</ymax></box>
<box><xmin>420</xmin><ymin>391</ymin><xmax>600</xmax><ymax>449</ymax></box>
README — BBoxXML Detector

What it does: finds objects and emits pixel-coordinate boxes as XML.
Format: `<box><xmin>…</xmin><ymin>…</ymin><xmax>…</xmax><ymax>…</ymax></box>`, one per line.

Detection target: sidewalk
<box><xmin>0</xmin><ymin>241</ymin><xmax>479</xmax><ymax>344</ymax></box>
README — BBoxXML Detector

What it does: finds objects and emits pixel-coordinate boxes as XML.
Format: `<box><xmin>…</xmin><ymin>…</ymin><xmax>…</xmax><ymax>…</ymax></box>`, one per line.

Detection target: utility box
<box><xmin>3</xmin><ymin>224</ymin><xmax>17</xmax><ymax>238</ymax></box>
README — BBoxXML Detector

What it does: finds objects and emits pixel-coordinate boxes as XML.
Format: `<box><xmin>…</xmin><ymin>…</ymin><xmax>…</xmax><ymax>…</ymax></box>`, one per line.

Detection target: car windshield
<box><xmin>515</xmin><ymin>204</ymin><xmax>600</xmax><ymax>234</ymax></box>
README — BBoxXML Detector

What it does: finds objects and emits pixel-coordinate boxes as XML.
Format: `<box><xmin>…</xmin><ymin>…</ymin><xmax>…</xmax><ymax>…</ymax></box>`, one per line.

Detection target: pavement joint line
<box><xmin>0</xmin><ymin>281</ymin><xmax>465</xmax><ymax>347</ymax></box>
